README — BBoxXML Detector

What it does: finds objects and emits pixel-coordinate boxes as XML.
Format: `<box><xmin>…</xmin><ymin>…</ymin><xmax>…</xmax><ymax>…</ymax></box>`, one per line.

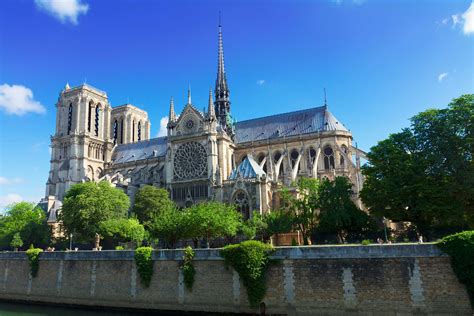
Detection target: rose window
<box><xmin>173</xmin><ymin>142</ymin><xmax>208</xmax><ymax>180</ymax></box>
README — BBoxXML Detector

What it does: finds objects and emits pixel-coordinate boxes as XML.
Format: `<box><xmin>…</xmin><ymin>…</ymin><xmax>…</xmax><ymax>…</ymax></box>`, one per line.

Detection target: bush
<box><xmin>221</xmin><ymin>240</ymin><xmax>274</xmax><ymax>307</ymax></box>
<box><xmin>26</xmin><ymin>248</ymin><xmax>43</xmax><ymax>277</ymax></box>
<box><xmin>134</xmin><ymin>246</ymin><xmax>154</xmax><ymax>287</ymax></box>
<box><xmin>115</xmin><ymin>246</ymin><xmax>125</xmax><ymax>250</ymax></box>
<box><xmin>361</xmin><ymin>239</ymin><xmax>372</xmax><ymax>245</ymax></box>
<box><xmin>182</xmin><ymin>246</ymin><xmax>196</xmax><ymax>291</ymax></box>
<box><xmin>437</xmin><ymin>231</ymin><xmax>474</xmax><ymax>306</ymax></box>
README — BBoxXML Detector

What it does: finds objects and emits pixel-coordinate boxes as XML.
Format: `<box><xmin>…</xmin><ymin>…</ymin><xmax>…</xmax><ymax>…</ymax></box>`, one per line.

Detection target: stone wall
<box><xmin>0</xmin><ymin>244</ymin><xmax>471</xmax><ymax>315</ymax></box>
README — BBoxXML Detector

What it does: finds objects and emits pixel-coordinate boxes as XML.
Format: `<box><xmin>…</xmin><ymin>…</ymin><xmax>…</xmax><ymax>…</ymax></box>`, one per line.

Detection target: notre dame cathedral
<box><xmin>41</xmin><ymin>24</ymin><xmax>366</xmax><ymax>227</ymax></box>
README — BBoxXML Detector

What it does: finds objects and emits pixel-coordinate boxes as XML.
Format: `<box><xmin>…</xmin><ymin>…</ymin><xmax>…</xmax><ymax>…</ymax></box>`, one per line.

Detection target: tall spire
<box><xmin>208</xmin><ymin>88</ymin><xmax>215</xmax><ymax>119</ymax></box>
<box><xmin>187</xmin><ymin>85</ymin><xmax>192</xmax><ymax>105</ymax></box>
<box><xmin>169</xmin><ymin>96</ymin><xmax>176</xmax><ymax>122</ymax></box>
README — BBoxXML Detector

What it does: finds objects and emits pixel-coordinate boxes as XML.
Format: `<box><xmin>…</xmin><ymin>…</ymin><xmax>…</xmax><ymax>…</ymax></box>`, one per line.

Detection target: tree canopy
<box><xmin>132</xmin><ymin>185</ymin><xmax>174</xmax><ymax>228</ymax></box>
<box><xmin>60</xmin><ymin>181</ymin><xmax>130</xmax><ymax>242</ymax></box>
<box><xmin>361</xmin><ymin>94</ymin><xmax>474</xmax><ymax>238</ymax></box>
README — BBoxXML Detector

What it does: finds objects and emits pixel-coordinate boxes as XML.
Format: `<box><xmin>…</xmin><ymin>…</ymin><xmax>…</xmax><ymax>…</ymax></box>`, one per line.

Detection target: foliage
<box><xmin>132</xmin><ymin>186</ymin><xmax>174</xmax><ymax>229</ymax></box>
<box><xmin>26</xmin><ymin>248</ymin><xmax>43</xmax><ymax>277</ymax></box>
<box><xmin>182</xmin><ymin>246</ymin><xmax>196</xmax><ymax>291</ymax></box>
<box><xmin>134</xmin><ymin>246</ymin><xmax>154</xmax><ymax>287</ymax></box>
<box><xmin>115</xmin><ymin>245</ymin><xmax>125</xmax><ymax>250</ymax></box>
<box><xmin>0</xmin><ymin>202</ymin><xmax>49</xmax><ymax>249</ymax></box>
<box><xmin>149</xmin><ymin>208</ymin><xmax>187</xmax><ymax>248</ymax></box>
<box><xmin>318</xmin><ymin>177</ymin><xmax>372</xmax><ymax>242</ymax></box>
<box><xmin>264</xmin><ymin>210</ymin><xmax>294</xmax><ymax>236</ymax></box>
<box><xmin>361</xmin><ymin>95</ymin><xmax>474</xmax><ymax>238</ymax></box>
<box><xmin>241</xmin><ymin>212</ymin><xmax>268</xmax><ymax>240</ymax></box>
<box><xmin>361</xmin><ymin>239</ymin><xmax>371</xmax><ymax>245</ymax></box>
<box><xmin>280</xmin><ymin>178</ymin><xmax>319</xmax><ymax>245</ymax></box>
<box><xmin>99</xmin><ymin>218</ymin><xmax>145</xmax><ymax>244</ymax></box>
<box><xmin>220</xmin><ymin>240</ymin><xmax>274</xmax><ymax>307</ymax></box>
<box><xmin>438</xmin><ymin>231</ymin><xmax>474</xmax><ymax>306</ymax></box>
<box><xmin>60</xmin><ymin>181</ymin><xmax>130</xmax><ymax>242</ymax></box>
<box><xmin>10</xmin><ymin>232</ymin><xmax>23</xmax><ymax>249</ymax></box>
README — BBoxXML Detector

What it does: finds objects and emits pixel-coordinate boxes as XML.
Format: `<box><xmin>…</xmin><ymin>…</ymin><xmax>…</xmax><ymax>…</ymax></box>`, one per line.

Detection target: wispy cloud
<box><xmin>0</xmin><ymin>177</ymin><xmax>24</xmax><ymax>186</ymax></box>
<box><xmin>256</xmin><ymin>80</ymin><xmax>265</xmax><ymax>85</ymax></box>
<box><xmin>442</xmin><ymin>1</ymin><xmax>474</xmax><ymax>35</ymax></box>
<box><xmin>35</xmin><ymin>0</ymin><xmax>89</xmax><ymax>25</ymax></box>
<box><xmin>157</xmin><ymin>116</ymin><xmax>169</xmax><ymax>137</ymax></box>
<box><xmin>0</xmin><ymin>193</ymin><xmax>23</xmax><ymax>209</ymax></box>
<box><xmin>0</xmin><ymin>84</ymin><xmax>46</xmax><ymax>115</ymax></box>
<box><xmin>438</xmin><ymin>72</ymin><xmax>449</xmax><ymax>82</ymax></box>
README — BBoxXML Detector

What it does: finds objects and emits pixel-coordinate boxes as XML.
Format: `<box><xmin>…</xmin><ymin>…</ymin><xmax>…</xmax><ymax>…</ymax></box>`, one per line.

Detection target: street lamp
<box><xmin>69</xmin><ymin>233</ymin><xmax>73</xmax><ymax>250</ymax></box>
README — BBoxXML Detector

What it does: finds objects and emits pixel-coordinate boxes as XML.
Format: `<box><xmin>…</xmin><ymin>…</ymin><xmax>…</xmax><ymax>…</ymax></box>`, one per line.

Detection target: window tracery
<box><xmin>173</xmin><ymin>142</ymin><xmax>208</xmax><ymax>180</ymax></box>
<box><xmin>67</xmin><ymin>103</ymin><xmax>73</xmax><ymax>135</ymax></box>
<box><xmin>323</xmin><ymin>146</ymin><xmax>335</xmax><ymax>170</ymax></box>
<box><xmin>233</xmin><ymin>191</ymin><xmax>250</xmax><ymax>220</ymax></box>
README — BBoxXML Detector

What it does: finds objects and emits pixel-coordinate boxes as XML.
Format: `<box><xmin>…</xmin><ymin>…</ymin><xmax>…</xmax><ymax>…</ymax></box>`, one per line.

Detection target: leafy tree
<box><xmin>132</xmin><ymin>186</ymin><xmax>174</xmax><ymax>228</ymax></box>
<box><xmin>241</xmin><ymin>212</ymin><xmax>268</xmax><ymax>240</ymax></box>
<box><xmin>99</xmin><ymin>218</ymin><xmax>145</xmax><ymax>244</ymax></box>
<box><xmin>10</xmin><ymin>232</ymin><xmax>23</xmax><ymax>251</ymax></box>
<box><xmin>361</xmin><ymin>95</ymin><xmax>474</xmax><ymax>238</ymax></box>
<box><xmin>264</xmin><ymin>209</ymin><xmax>295</xmax><ymax>236</ymax></box>
<box><xmin>318</xmin><ymin>177</ymin><xmax>372</xmax><ymax>242</ymax></box>
<box><xmin>0</xmin><ymin>202</ymin><xmax>49</xmax><ymax>248</ymax></box>
<box><xmin>60</xmin><ymin>181</ymin><xmax>130</xmax><ymax>243</ymax></box>
<box><xmin>280</xmin><ymin>178</ymin><xmax>319</xmax><ymax>244</ymax></box>
<box><xmin>149</xmin><ymin>208</ymin><xmax>186</xmax><ymax>248</ymax></box>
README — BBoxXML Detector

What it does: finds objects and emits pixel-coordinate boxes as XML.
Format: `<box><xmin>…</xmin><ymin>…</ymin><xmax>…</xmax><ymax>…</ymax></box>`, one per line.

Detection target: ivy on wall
<box><xmin>182</xmin><ymin>246</ymin><xmax>196</xmax><ymax>291</ymax></box>
<box><xmin>438</xmin><ymin>231</ymin><xmax>474</xmax><ymax>307</ymax></box>
<box><xmin>25</xmin><ymin>248</ymin><xmax>43</xmax><ymax>277</ymax></box>
<box><xmin>220</xmin><ymin>240</ymin><xmax>274</xmax><ymax>307</ymax></box>
<box><xmin>134</xmin><ymin>246</ymin><xmax>154</xmax><ymax>287</ymax></box>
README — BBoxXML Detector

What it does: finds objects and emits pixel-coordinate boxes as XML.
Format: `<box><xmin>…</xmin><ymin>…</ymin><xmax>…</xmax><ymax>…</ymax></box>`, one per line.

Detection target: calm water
<box><xmin>0</xmin><ymin>302</ymin><xmax>219</xmax><ymax>316</ymax></box>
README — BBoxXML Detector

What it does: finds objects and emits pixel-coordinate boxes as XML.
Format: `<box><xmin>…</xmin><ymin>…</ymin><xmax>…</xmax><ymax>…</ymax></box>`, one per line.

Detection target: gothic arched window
<box><xmin>67</xmin><ymin>103</ymin><xmax>73</xmax><ymax>135</ymax></box>
<box><xmin>88</xmin><ymin>102</ymin><xmax>93</xmax><ymax>132</ymax></box>
<box><xmin>120</xmin><ymin>118</ymin><xmax>124</xmax><ymax>144</ymax></box>
<box><xmin>340</xmin><ymin>145</ymin><xmax>348</xmax><ymax>168</ymax></box>
<box><xmin>323</xmin><ymin>146</ymin><xmax>335</xmax><ymax>170</ymax></box>
<box><xmin>132</xmin><ymin>120</ymin><xmax>135</xmax><ymax>142</ymax></box>
<box><xmin>95</xmin><ymin>106</ymin><xmax>100</xmax><ymax>136</ymax></box>
<box><xmin>308</xmin><ymin>147</ymin><xmax>317</xmax><ymax>166</ymax></box>
<box><xmin>233</xmin><ymin>191</ymin><xmax>250</xmax><ymax>220</ymax></box>
<box><xmin>138</xmin><ymin>122</ymin><xmax>142</xmax><ymax>141</ymax></box>
<box><xmin>113</xmin><ymin>120</ymin><xmax>118</xmax><ymax>144</ymax></box>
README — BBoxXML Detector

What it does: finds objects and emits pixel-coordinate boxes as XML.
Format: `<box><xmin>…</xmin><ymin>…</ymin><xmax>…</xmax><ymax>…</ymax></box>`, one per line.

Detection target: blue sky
<box><xmin>0</xmin><ymin>0</ymin><xmax>473</xmax><ymax>209</ymax></box>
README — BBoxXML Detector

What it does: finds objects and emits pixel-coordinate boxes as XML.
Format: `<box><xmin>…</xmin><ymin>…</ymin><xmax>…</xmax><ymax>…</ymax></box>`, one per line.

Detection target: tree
<box><xmin>149</xmin><ymin>208</ymin><xmax>186</xmax><ymax>248</ymax></box>
<box><xmin>318</xmin><ymin>177</ymin><xmax>371</xmax><ymax>242</ymax></box>
<box><xmin>132</xmin><ymin>186</ymin><xmax>174</xmax><ymax>228</ymax></box>
<box><xmin>10</xmin><ymin>232</ymin><xmax>23</xmax><ymax>251</ymax></box>
<box><xmin>241</xmin><ymin>212</ymin><xmax>268</xmax><ymax>241</ymax></box>
<box><xmin>60</xmin><ymin>181</ymin><xmax>130</xmax><ymax>243</ymax></box>
<box><xmin>99</xmin><ymin>218</ymin><xmax>145</xmax><ymax>245</ymax></box>
<box><xmin>280</xmin><ymin>178</ymin><xmax>319</xmax><ymax>244</ymax></box>
<box><xmin>0</xmin><ymin>202</ymin><xmax>49</xmax><ymax>248</ymax></box>
<box><xmin>361</xmin><ymin>95</ymin><xmax>474</xmax><ymax>238</ymax></box>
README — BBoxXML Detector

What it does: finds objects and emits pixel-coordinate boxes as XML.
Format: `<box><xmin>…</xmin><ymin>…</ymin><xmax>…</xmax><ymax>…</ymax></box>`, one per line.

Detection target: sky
<box><xmin>0</xmin><ymin>0</ymin><xmax>473</xmax><ymax>209</ymax></box>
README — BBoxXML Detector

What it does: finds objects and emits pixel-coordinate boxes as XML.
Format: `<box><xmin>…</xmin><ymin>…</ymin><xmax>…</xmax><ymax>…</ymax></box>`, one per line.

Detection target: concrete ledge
<box><xmin>0</xmin><ymin>244</ymin><xmax>445</xmax><ymax>261</ymax></box>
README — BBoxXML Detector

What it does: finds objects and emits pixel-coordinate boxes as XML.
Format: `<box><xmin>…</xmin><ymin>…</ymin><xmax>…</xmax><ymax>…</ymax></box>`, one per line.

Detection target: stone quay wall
<box><xmin>0</xmin><ymin>244</ymin><xmax>471</xmax><ymax>315</ymax></box>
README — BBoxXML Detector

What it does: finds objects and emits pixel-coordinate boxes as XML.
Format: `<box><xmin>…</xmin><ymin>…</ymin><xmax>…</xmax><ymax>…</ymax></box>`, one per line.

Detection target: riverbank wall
<box><xmin>0</xmin><ymin>244</ymin><xmax>471</xmax><ymax>315</ymax></box>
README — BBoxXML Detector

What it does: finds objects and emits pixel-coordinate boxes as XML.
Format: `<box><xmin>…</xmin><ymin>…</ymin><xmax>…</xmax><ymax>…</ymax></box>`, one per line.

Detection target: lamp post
<box><xmin>69</xmin><ymin>233</ymin><xmax>73</xmax><ymax>250</ymax></box>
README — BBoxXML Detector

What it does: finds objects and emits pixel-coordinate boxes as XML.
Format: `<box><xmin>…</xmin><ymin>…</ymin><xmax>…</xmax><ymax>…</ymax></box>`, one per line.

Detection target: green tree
<box><xmin>361</xmin><ymin>95</ymin><xmax>474</xmax><ymax>238</ymax></box>
<box><xmin>0</xmin><ymin>202</ymin><xmax>49</xmax><ymax>248</ymax></box>
<box><xmin>318</xmin><ymin>177</ymin><xmax>371</xmax><ymax>242</ymax></box>
<box><xmin>10</xmin><ymin>232</ymin><xmax>23</xmax><ymax>251</ymax></box>
<box><xmin>99</xmin><ymin>218</ymin><xmax>145</xmax><ymax>245</ymax></box>
<box><xmin>240</xmin><ymin>212</ymin><xmax>268</xmax><ymax>240</ymax></box>
<box><xmin>132</xmin><ymin>186</ymin><xmax>174</xmax><ymax>228</ymax></box>
<box><xmin>60</xmin><ymin>181</ymin><xmax>130</xmax><ymax>243</ymax></box>
<box><xmin>280</xmin><ymin>178</ymin><xmax>319</xmax><ymax>244</ymax></box>
<box><xmin>149</xmin><ymin>208</ymin><xmax>186</xmax><ymax>248</ymax></box>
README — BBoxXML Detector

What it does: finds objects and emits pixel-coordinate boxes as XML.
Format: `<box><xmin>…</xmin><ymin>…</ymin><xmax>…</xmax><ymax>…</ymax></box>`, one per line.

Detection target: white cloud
<box><xmin>256</xmin><ymin>80</ymin><xmax>265</xmax><ymax>85</ymax></box>
<box><xmin>0</xmin><ymin>177</ymin><xmax>24</xmax><ymax>185</ymax></box>
<box><xmin>0</xmin><ymin>194</ymin><xmax>23</xmax><ymax>209</ymax></box>
<box><xmin>157</xmin><ymin>116</ymin><xmax>169</xmax><ymax>137</ymax></box>
<box><xmin>444</xmin><ymin>1</ymin><xmax>474</xmax><ymax>35</ymax></box>
<box><xmin>35</xmin><ymin>0</ymin><xmax>89</xmax><ymax>25</ymax></box>
<box><xmin>438</xmin><ymin>72</ymin><xmax>449</xmax><ymax>82</ymax></box>
<box><xmin>0</xmin><ymin>84</ymin><xmax>46</xmax><ymax>115</ymax></box>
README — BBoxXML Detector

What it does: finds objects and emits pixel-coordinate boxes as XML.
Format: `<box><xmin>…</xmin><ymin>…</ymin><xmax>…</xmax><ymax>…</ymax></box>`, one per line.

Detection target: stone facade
<box><xmin>0</xmin><ymin>245</ymin><xmax>471</xmax><ymax>315</ymax></box>
<box><xmin>41</xmin><ymin>25</ymin><xmax>366</xmax><ymax>223</ymax></box>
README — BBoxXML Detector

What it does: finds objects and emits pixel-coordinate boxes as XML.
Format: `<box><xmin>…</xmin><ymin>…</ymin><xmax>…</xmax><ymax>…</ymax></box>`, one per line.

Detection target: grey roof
<box><xmin>111</xmin><ymin>137</ymin><xmax>167</xmax><ymax>164</ymax></box>
<box><xmin>228</xmin><ymin>155</ymin><xmax>266</xmax><ymax>180</ymax></box>
<box><xmin>234</xmin><ymin>106</ymin><xmax>348</xmax><ymax>144</ymax></box>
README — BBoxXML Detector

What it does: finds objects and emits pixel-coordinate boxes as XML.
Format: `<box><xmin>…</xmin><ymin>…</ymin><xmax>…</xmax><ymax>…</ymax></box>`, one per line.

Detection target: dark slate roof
<box><xmin>111</xmin><ymin>137</ymin><xmax>167</xmax><ymax>164</ymax></box>
<box><xmin>234</xmin><ymin>106</ymin><xmax>348</xmax><ymax>144</ymax></box>
<box><xmin>228</xmin><ymin>155</ymin><xmax>266</xmax><ymax>180</ymax></box>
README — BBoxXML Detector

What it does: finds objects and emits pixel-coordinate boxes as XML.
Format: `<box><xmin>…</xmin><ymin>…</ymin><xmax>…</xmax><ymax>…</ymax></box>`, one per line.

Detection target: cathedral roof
<box><xmin>111</xmin><ymin>137</ymin><xmax>167</xmax><ymax>164</ymax></box>
<box><xmin>233</xmin><ymin>105</ymin><xmax>348</xmax><ymax>144</ymax></box>
<box><xmin>228</xmin><ymin>155</ymin><xmax>266</xmax><ymax>180</ymax></box>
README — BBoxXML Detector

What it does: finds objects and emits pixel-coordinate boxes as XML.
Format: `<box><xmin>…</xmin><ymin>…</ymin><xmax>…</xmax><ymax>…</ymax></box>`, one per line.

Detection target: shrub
<box><xmin>182</xmin><ymin>246</ymin><xmax>196</xmax><ymax>291</ymax></box>
<box><xmin>134</xmin><ymin>246</ymin><xmax>154</xmax><ymax>287</ymax></box>
<box><xmin>25</xmin><ymin>248</ymin><xmax>43</xmax><ymax>277</ymax></box>
<box><xmin>361</xmin><ymin>239</ymin><xmax>371</xmax><ymax>245</ymax></box>
<box><xmin>221</xmin><ymin>240</ymin><xmax>274</xmax><ymax>307</ymax></box>
<box><xmin>438</xmin><ymin>231</ymin><xmax>474</xmax><ymax>306</ymax></box>
<box><xmin>115</xmin><ymin>245</ymin><xmax>125</xmax><ymax>250</ymax></box>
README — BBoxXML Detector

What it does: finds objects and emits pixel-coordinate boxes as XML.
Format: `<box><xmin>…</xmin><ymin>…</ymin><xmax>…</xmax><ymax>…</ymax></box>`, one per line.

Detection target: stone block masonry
<box><xmin>0</xmin><ymin>244</ymin><xmax>471</xmax><ymax>315</ymax></box>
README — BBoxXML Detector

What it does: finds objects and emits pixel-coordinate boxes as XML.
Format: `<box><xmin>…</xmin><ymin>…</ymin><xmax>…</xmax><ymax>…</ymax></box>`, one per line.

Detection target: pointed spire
<box><xmin>187</xmin><ymin>85</ymin><xmax>192</xmax><ymax>105</ymax></box>
<box><xmin>169</xmin><ymin>97</ymin><xmax>176</xmax><ymax>122</ymax></box>
<box><xmin>216</xmin><ymin>18</ymin><xmax>227</xmax><ymax>94</ymax></box>
<box><xmin>65</xmin><ymin>82</ymin><xmax>70</xmax><ymax>90</ymax></box>
<box><xmin>323</xmin><ymin>88</ymin><xmax>328</xmax><ymax>107</ymax></box>
<box><xmin>208</xmin><ymin>89</ymin><xmax>215</xmax><ymax>119</ymax></box>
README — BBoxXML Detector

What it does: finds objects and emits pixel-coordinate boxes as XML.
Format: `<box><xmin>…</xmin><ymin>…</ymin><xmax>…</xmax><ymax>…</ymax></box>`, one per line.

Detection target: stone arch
<box><xmin>86</xmin><ymin>165</ymin><xmax>94</xmax><ymax>181</ymax></box>
<box><xmin>323</xmin><ymin>145</ymin><xmax>335</xmax><ymax>170</ymax></box>
<box><xmin>257</xmin><ymin>152</ymin><xmax>267</xmax><ymax>173</ymax></box>
<box><xmin>232</xmin><ymin>190</ymin><xmax>250</xmax><ymax>220</ymax></box>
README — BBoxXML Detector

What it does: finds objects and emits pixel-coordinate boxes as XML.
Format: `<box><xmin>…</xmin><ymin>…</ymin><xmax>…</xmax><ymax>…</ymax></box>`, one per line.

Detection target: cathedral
<box><xmin>41</xmin><ymin>24</ymin><xmax>366</xmax><ymax>227</ymax></box>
